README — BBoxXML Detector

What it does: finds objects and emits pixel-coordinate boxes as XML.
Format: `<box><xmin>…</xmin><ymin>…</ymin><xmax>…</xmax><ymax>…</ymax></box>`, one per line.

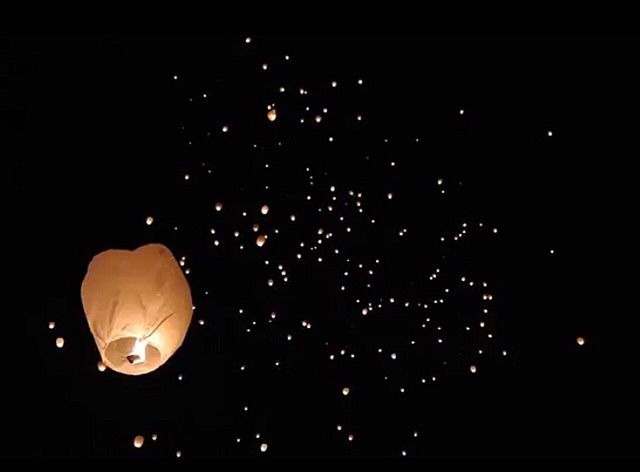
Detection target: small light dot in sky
<box><xmin>245</xmin><ymin>37</ymin><xmax>251</xmax><ymax>44</ymax></box>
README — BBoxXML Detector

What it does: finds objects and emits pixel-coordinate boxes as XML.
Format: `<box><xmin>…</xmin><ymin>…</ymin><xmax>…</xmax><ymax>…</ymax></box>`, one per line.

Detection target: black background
<box><xmin>5</xmin><ymin>36</ymin><xmax>638</xmax><ymax>461</ymax></box>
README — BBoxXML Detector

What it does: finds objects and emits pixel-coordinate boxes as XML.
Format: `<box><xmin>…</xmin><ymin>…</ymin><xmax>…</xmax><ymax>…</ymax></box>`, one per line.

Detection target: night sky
<box><xmin>6</xmin><ymin>36</ymin><xmax>639</xmax><ymax>461</ymax></box>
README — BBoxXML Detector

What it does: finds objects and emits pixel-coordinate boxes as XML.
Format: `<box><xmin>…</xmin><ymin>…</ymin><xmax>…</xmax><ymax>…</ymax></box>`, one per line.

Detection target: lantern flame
<box><xmin>127</xmin><ymin>338</ymin><xmax>148</xmax><ymax>364</ymax></box>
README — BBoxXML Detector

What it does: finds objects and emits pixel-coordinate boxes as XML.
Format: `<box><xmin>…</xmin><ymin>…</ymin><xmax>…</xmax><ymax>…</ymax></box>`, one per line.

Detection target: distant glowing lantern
<box><xmin>315</xmin><ymin>115</ymin><xmax>322</xmax><ymax>123</ymax></box>
<box><xmin>576</xmin><ymin>336</ymin><xmax>585</xmax><ymax>346</ymax></box>
<box><xmin>261</xmin><ymin>205</ymin><xmax>270</xmax><ymax>215</ymax></box>
<box><xmin>48</xmin><ymin>321</ymin><xmax>55</xmax><ymax>330</ymax></box>
<box><xmin>253</xmin><ymin>224</ymin><xmax>260</xmax><ymax>232</ymax></box>
<box><xmin>470</xmin><ymin>365</ymin><xmax>477</xmax><ymax>373</ymax></box>
<box><xmin>215</xmin><ymin>202</ymin><xmax>223</xmax><ymax>212</ymax></box>
<box><xmin>81</xmin><ymin>244</ymin><xmax>193</xmax><ymax>376</ymax></box>
<box><xmin>133</xmin><ymin>435</ymin><xmax>144</xmax><ymax>448</ymax></box>
<box><xmin>97</xmin><ymin>360</ymin><xmax>107</xmax><ymax>372</ymax></box>
<box><xmin>256</xmin><ymin>235</ymin><xmax>267</xmax><ymax>247</ymax></box>
<box><xmin>342</xmin><ymin>387</ymin><xmax>350</xmax><ymax>396</ymax></box>
<box><xmin>267</xmin><ymin>109</ymin><xmax>277</xmax><ymax>122</ymax></box>
<box><xmin>260</xmin><ymin>443</ymin><xmax>268</xmax><ymax>452</ymax></box>
<box><xmin>56</xmin><ymin>337</ymin><xmax>64</xmax><ymax>348</ymax></box>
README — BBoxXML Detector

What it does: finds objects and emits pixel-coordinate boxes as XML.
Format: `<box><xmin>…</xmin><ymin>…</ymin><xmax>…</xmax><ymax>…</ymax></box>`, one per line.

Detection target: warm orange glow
<box><xmin>81</xmin><ymin>244</ymin><xmax>193</xmax><ymax>376</ymax></box>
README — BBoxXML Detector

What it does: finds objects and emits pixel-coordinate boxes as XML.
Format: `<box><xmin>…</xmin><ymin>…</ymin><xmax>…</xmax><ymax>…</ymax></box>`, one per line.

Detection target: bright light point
<box><xmin>133</xmin><ymin>435</ymin><xmax>144</xmax><ymax>448</ymax></box>
<box><xmin>362</xmin><ymin>308</ymin><xmax>368</xmax><ymax>316</ymax></box>
<box><xmin>222</xmin><ymin>125</ymin><xmax>229</xmax><ymax>133</ymax></box>
<box><xmin>145</xmin><ymin>216</ymin><xmax>154</xmax><ymax>226</ymax></box>
<box><xmin>387</xmin><ymin>192</ymin><xmax>393</xmax><ymax>199</ymax></box>
<box><xmin>97</xmin><ymin>360</ymin><xmax>106</xmax><ymax>372</ymax></box>
<box><xmin>260</xmin><ymin>443</ymin><xmax>268</xmax><ymax>452</ymax></box>
<box><xmin>348</xmin><ymin>434</ymin><xmax>354</xmax><ymax>441</ymax></box>
<box><xmin>262</xmin><ymin>63</ymin><xmax>268</xmax><ymax>71</ymax></box>
<box><xmin>176</xmin><ymin>451</ymin><xmax>182</xmax><ymax>458</ymax></box>
<box><xmin>391</xmin><ymin>353</ymin><xmax>397</xmax><ymax>360</ymax></box>
<box><xmin>357</xmin><ymin>79</ymin><xmax>363</xmax><ymax>85</ymax></box>
<box><xmin>215</xmin><ymin>202</ymin><xmax>223</xmax><ymax>211</ymax></box>
<box><xmin>459</xmin><ymin>109</ymin><xmax>464</xmax><ymax>115</ymax></box>
<box><xmin>331</xmin><ymin>81</ymin><xmax>337</xmax><ymax>87</ymax></box>
<box><xmin>56</xmin><ymin>337</ymin><xmax>64</xmax><ymax>348</ymax></box>
<box><xmin>48</xmin><ymin>321</ymin><xmax>55</xmax><ymax>329</ymax></box>
<box><xmin>548</xmin><ymin>130</ymin><xmax>553</xmax><ymax>137</ymax></box>
<box><xmin>577</xmin><ymin>336</ymin><xmax>586</xmax><ymax>346</ymax></box>
<box><xmin>245</xmin><ymin>37</ymin><xmax>252</xmax><ymax>44</ymax></box>
<box><xmin>342</xmin><ymin>387</ymin><xmax>350</xmax><ymax>396</ymax></box>
<box><xmin>470</xmin><ymin>365</ymin><xmax>477</xmax><ymax>374</ymax></box>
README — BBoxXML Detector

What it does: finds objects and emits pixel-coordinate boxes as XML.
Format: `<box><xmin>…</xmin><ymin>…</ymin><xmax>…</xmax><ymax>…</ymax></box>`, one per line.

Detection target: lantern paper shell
<box><xmin>81</xmin><ymin>244</ymin><xmax>193</xmax><ymax>376</ymax></box>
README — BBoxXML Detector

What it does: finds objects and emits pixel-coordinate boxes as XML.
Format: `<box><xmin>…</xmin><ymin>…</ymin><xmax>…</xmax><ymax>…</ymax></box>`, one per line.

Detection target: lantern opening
<box><xmin>103</xmin><ymin>336</ymin><xmax>162</xmax><ymax>375</ymax></box>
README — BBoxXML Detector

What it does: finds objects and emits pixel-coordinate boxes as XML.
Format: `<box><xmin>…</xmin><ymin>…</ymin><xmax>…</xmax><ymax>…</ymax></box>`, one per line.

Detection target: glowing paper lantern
<box><xmin>56</xmin><ymin>337</ymin><xmax>64</xmax><ymax>348</ymax></box>
<box><xmin>267</xmin><ymin>109</ymin><xmax>277</xmax><ymax>122</ymax></box>
<box><xmin>81</xmin><ymin>244</ymin><xmax>193</xmax><ymax>376</ymax></box>
<box><xmin>97</xmin><ymin>360</ymin><xmax>107</xmax><ymax>372</ymax></box>
<box><xmin>261</xmin><ymin>204</ymin><xmax>270</xmax><ymax>215</ymax></box>
<box><xmin>576</xmin><ymin>336</ymin><xmax>585</xmax><ymax>346</ymax></box>
<box><xmin>256</xmin><ymin>235</ymin><xmax>267</xmax><ymax>247</ymax></box>
<box><xmin>133</xmin><ymin>435</ymin><xmax>144</xmax><ymax>448</ymax></box>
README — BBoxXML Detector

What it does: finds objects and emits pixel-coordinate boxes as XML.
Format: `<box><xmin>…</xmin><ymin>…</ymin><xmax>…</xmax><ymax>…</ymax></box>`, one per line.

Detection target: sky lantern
<box><xmin>256</xmin><ymin>235</ymin><xmax>267</xmax><ymax>247</ymax></box>
<box><xmin>133</xmin><ymin>435</ymin><xmax>144</xmax><ymax>448</ymax></box>
<box><xmin>81</xmin><ymin>244</ymin><xmax>193</xmax><ymax>376</ymax></box>
<box><xmin>267</xmin><ymin>109</ymin><xmax>277</xmax><ymax>122</ymax></box>
<box><xmin>261</xmin><ymin>204</ymin><xmax>270</xmax><ymax>215</ymax></box>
